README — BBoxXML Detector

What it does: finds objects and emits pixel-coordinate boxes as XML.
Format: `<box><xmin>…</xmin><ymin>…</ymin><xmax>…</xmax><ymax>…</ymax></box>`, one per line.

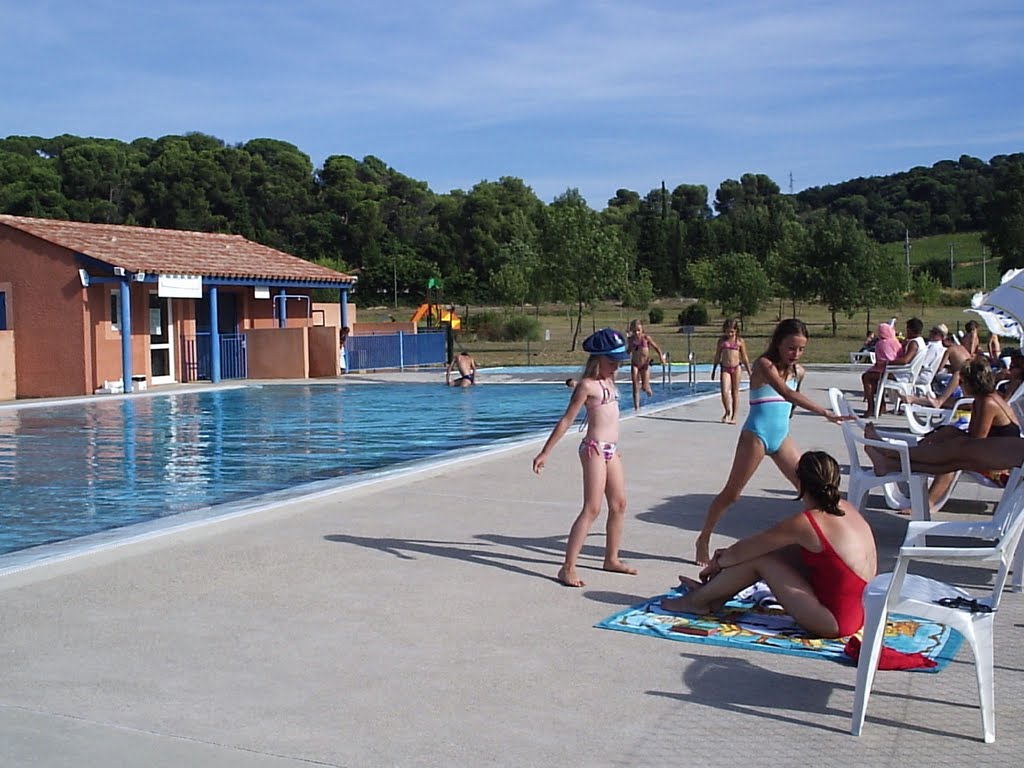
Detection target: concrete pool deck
<box><xmin>1</xmin><ymin>368</ymin><xmax>1022</xmax><ymax>766</ymax></box>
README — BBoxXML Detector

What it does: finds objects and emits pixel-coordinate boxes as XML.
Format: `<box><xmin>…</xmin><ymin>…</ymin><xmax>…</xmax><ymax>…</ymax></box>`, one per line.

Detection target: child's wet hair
<box><xmin>796</xmin><ymin>451</ymin><xmax>843</xmax><ymax>515</ymax></box>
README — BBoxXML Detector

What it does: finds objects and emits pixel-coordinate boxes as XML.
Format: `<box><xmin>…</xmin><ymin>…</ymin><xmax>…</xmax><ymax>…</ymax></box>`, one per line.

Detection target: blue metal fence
<box><xmin>181</xmin><ymin>333</ymin><xmax>248</xmax><ymax>382</ymax></box>
<box><xmin>346</xmin><ymin>330</ymin><xmax>446</xmax><ymax>372</ymax></box>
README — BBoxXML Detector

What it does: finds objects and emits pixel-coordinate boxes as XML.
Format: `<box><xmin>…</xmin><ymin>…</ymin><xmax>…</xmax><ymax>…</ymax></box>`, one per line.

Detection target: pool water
<box><xmin>0</xmin><ymin>379</ymin><xmax>717</xmax><ymax>557</ymax></box>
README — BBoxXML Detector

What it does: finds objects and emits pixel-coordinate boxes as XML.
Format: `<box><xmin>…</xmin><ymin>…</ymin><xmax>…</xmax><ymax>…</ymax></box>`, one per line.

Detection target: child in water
<box><xmin>533</xmin><ymin>328</ymin><xmax>637</xmax><ymax>587</ymax></box>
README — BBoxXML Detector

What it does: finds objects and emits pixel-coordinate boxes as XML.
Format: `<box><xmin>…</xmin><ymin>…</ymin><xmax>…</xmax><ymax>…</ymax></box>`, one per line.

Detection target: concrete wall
<box><xmin>245</xmin><ymin>327</ymin><xmax>309</xmax><ymax>379</ymax></box>
<box><xmin>0</xmin><ymin>330</ymin><xmax>15</xmax><ymax>400</ymax></box>
<box><xmin>308</xmin><ymin>326</ymin><xmax>340</xmax><ymax>378</ymax></box>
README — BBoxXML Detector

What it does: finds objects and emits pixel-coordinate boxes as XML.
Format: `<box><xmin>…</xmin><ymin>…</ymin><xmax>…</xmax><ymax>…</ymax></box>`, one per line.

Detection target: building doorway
<box><xmin>149</xmin><ymin>292</ymin><xmax>175</xmax><ymax>384</ymax></box>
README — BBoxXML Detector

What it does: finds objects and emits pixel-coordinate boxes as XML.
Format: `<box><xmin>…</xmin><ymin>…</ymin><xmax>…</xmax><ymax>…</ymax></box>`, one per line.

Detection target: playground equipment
<box><xmin>410</xmin><ymin>277</ymin><xmax>460</xmax><ymax>329</ymax></box>
<box><xmin>411</xmin><ymin>304</ymin><xmax>461</xmax><ymax>329</ymax></box>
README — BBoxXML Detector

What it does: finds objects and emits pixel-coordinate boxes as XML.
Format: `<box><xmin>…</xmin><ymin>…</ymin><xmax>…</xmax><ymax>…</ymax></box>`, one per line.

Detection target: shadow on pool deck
<box><xmin>1</xmin><ymin>369</ymin><xmax>1022</xmax><ymax>766</ymax></box>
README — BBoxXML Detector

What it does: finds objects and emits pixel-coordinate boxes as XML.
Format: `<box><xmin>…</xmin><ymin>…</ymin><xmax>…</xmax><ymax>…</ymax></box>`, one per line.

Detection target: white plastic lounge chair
<box><xmin>873</xmin><ymin>343</ymin><xmax>929</xmax><ymax>417</ymax></box>
<box><xmin>828</xmin><ymin>388</ymin><xmax>930</xmax><ymax>520</ymax></box>
<box><xmin>851</xmin><ymin>482</ymin><xmax>1024</xmax><ymax>743</ymax></box>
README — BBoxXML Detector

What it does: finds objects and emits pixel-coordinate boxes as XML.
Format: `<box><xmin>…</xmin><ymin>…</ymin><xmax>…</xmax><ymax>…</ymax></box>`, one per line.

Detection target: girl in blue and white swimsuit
<box><xmin>694</xmin><ymin>319</ymin><xmax>844</xmax><ymax>567</ymax></box>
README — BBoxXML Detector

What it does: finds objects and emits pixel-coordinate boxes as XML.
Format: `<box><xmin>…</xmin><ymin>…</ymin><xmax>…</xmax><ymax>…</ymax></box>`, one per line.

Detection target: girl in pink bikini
<box><xmin>711</xmin><ymin>319</ymin><xmax>751</xmax><ymax>424</ymax></box>
<box><xmin>626</xmin><ymin>319</ymin><xmax>667</xmax><ymax>411</ymax></box>
<box><xmin>533</xmin><ymin>328</ymin><xmax>637</xmax><ymax>587</ymax></box>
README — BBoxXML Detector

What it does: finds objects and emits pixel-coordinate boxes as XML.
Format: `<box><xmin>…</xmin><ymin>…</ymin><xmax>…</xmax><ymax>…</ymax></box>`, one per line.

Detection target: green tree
<box><xmin>544</xmin><ymin>193</ymin><xmax>627</xmax><ymax>349</ymax></box>
<box><xmin>909</xmin><ymin>271</ymin><xmax>943</xmax><ymax>314</ymax></box>
<box><xmin>802</xmin><ymin>214</ymin><xmax>881</xmax><ymax>336</ymax></box>
<box><xmin>983</xmin><ymin>158</ymin><xmax>1024</xmax><ymax>271</ymax></box>
<box><xmin>686</xmin><ymin>252</ymin><xmax>770</xmax><ymax>324</ymax></box>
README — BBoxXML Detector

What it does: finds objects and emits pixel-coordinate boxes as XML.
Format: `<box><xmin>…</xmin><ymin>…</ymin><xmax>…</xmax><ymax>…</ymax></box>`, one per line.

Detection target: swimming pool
<box><xmin>0</xmin><ymin>378</ymin><xmax>718</xmax><ymax>559</ymax></box>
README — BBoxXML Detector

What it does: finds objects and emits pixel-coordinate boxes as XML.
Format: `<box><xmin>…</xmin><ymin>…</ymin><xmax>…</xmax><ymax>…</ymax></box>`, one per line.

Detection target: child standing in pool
<box><xmin>533</xmin><ymin>328</ymin><xmax>637</xmax><ymax>587</ymax></box>
<box><xmin>711</xmin><ymin>318</ymin><xmax>751</xmax><ymax>424</ymax></box>
<box><xmin>695</xmin><ymin>318</ymin><xmax>843</xmax><ymax>566</ymax></box>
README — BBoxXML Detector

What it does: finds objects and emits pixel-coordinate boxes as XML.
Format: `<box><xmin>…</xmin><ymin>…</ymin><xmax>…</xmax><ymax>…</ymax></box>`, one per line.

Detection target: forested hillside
<box><xmin>1</xmin><ymin>133</ymin><xmax>1022</xmax><ymax>331</ymax></box>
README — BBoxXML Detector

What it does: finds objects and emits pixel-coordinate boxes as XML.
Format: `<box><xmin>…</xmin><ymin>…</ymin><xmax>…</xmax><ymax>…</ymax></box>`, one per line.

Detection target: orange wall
<box><xmin>0</xmin><ymin>227</ymin><xmax>90</xmax><ymax>397</ymax></box>
<box><xmin>310</xmin><ymin>302</ymin><xmax>357</xmax><ymax>330</ymax></box>
<box><xmin>246</xmin><ymin>327</ymin><xmax>309</xmax><ymax>378</ymax></box>
<box><xmin>308</xmin><ymin>326</ymin><xmax>340</xmax><ymax>377</ymax></box>
<box><xmin>0</xmin><ymin>330</ymin><xmax>15</xmax><ymax>400</ymax></box>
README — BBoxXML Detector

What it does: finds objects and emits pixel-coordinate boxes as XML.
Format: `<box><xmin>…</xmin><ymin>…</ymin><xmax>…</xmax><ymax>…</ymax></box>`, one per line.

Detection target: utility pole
<box><xmin>982</xmin><ymin>245</ymin><xmax>988</xmax><ymax>291</ymax></box>
<box><xmin>949</xmin><ymin>243</ymin><xmax>955</xmax><ymax>289</ymax></box>
<box><xmin>904</xmin><ymin>228</ymin><xmax>912</xmax><ymax>292</ymax></box>
<box><xmin>393</xmin><ymin>256</ymin><xmax>398</xmax><ymax>310</ymax></box>
<box><xmin>789</xmin><ymin>171</ymin><xmax>794</xmax><ymax>195</ymax></box>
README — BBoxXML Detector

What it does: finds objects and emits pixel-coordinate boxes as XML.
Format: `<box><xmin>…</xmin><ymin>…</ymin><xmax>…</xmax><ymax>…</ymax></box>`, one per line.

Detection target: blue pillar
<box><xmin>339</xmin><ymin>288</ymin><xmax>349</xmax><ymax>330</ymax></box>
<box><xmin>277</xmin><ymin>289</ymin><xmax>287</xmax><ymax>328</ymax></box>
<box><xmin>209</xmin><ymin>284</ymin><xmax>222</xmax><ymax>383</ymax></box>
<box><xmin>119</xmin><ymin>278</ymin><xmax>133</xmax><ymax>393</ymax></box>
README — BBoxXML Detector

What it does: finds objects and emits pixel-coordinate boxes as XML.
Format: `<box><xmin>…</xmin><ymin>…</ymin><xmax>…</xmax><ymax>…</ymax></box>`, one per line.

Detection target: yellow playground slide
<box><xmin>411</xmin><ymin>304</ymin><xmax>461</xmax><ymax>329</ymax></box>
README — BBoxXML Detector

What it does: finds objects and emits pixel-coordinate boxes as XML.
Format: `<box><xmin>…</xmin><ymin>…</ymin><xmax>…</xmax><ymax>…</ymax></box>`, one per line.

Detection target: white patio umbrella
<box><xmin>968</xmin><ymin>268</ymin><xmax>1024</xmax><ymax>341</ymax></box>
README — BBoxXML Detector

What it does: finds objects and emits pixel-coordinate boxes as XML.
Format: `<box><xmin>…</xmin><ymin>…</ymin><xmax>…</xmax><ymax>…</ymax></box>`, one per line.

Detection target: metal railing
<box><xmin>180</xmin><ymin>333</ymin><xmax>247</xmax><ymax>382</ymax></box>
<box><xmin>345</xmin><ymin>330</ymin><xmax>446</xmax><ymax>372</ymax></box>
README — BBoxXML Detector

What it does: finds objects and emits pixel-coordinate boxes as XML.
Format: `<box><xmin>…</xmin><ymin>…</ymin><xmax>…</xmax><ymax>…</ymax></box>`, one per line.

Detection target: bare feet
<box><xmin>603</xmin><ymin>559</ymin><xmax>638</xmax><ymax>576</ymax></box>
<box><xmin>677</xmin><ymin>575</ymin><xmax>702</xmax><ymax>591</ymax></box>
<box><xmin>661</xmin><ymin>577</ymin><xmax>709</xmax><ymax>613</ymax></box>
<box><xmin>721</xmin><ymin>414</ymin><xmax>729</xmax><ymax>423</ymax></box>
<box><xmin>557</xmin><ymin>565</ymin><xmax>585</xmax><ymax>587</ymax></box>
<box><xmin>695</xmin><ymin>535</ymin><xmax>711</xmax><ymax>567</ymax></box>
<box><xmin>864</xmin><ymin>444</ymin><xmax>891</xmax><ymax>476</ymax></box>
<box><xmin>727</xmin><ymin>417</ymin><xmax>737</xmax><ymax>425</ymax></box>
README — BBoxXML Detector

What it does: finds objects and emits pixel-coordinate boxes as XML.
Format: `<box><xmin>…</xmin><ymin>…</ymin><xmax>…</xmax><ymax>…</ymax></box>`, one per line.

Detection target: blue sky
<box><xmin>3</xmin><ymin>1</ymin><xmax>1023</xmax><ymax>208</ymax></box>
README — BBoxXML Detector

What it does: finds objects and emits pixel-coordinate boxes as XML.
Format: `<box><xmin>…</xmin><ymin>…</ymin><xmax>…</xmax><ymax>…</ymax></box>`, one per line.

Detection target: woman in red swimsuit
<box><xmin>662</xmin><ymin>451</ymin><xmax>877</xmax><ymax>638</ymax></box>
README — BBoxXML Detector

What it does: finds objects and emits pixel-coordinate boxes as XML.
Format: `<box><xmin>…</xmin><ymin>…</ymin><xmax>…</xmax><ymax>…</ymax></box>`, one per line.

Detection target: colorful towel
<box><xmin>596</xmin><ymin>586</ymin><xmax>962</xmax><ymax>672</ymax></box>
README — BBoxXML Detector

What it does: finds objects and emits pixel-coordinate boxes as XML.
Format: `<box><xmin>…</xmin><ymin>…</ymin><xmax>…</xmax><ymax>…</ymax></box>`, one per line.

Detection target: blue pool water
<box><xmin>0</xmin><ymin>379</ymin><xmax>717</xmax><ymax>557</ymax></box>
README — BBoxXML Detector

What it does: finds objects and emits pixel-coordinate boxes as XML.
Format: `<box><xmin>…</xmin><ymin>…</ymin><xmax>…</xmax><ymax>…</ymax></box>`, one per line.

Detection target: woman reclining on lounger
<box><xmin>662</xmin><ymin>451</ymin><xmax>877</xmax><ymax>638</ymax></box>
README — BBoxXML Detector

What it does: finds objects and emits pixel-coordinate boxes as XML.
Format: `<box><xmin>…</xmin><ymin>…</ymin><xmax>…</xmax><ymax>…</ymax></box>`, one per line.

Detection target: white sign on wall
<box><xmin>158</xmin><ymin>274</ymin><xmax>203</xmax><ymax>298</ymax></box>
<box><xmin>254</xmin><ymin>286</ymin><xmax>271</xmax><ymax>299</ymax></box>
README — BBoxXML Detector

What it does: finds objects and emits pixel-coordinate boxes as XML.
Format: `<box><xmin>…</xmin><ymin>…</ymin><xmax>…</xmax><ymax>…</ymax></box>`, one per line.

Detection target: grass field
<box><xmin>881</xmin><ymin>231</ymin><xmax>998</xmax><ymax>290</ymax></box>
<box><xmin>370</xmin><ymin>296</ymin><xmax>991</xmax><ymax>369</ymax></box>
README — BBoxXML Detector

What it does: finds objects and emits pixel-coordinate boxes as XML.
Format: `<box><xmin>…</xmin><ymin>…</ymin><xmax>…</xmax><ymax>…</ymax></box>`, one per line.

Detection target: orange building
<box><xmin>0</xmin><ymin>215</ymin><xmax>356</xmax><ymax>400</ymax></box>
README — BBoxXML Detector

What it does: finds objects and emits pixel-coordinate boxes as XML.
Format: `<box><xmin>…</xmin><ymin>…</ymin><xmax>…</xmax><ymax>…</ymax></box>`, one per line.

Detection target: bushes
<box><xmin>464</xmin><ymin>311</ymin><xmax>541</xmax><ymax>341</ymax></box>
<box><xmin>678</xmin><ymin>302</ymin><xmax>709</xmax><ymax>326</ymax></box>
<box><xmin>648</xmin><ymin>307</ymin><xmax>665</xmax><ymax>325</ymax></box>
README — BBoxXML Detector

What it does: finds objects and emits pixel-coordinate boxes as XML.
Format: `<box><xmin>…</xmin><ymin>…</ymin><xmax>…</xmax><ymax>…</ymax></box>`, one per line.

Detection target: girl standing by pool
<box><xmin>533</xmin><ymin>328</ymin><xmax>637</xmax><ymax>587</ymax></box>
<box><xmin>711</xmin><ymin>318</ymin><xmax>751</xmax><ymax>424</ymax></box>
<box><xmin>695</xmin><ymin>318</ymin><xmax>844</xmax><ymax>566</ymax></box>
<box><xmin>627</xmin><ymin>319</ymin><xmax>667</xmax><ymax>411</ymax></box>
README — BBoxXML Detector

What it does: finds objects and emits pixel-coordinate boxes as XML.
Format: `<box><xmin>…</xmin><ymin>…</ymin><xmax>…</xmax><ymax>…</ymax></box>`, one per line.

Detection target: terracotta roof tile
<box><xmin>0</xmin><ymin>214</ymin><xmax>355</xmax><ymax>284</ymax></box>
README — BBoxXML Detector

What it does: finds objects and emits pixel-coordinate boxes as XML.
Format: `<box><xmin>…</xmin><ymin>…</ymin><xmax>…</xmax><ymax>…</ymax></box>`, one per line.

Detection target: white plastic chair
<box><xmin>874</xmin><ymin>343</ymin><xmax>929</xmax><ymax>417</ymax></box>
<box><xmin>828</xmin><ymin>388</ymin><xmax>930</xmax><ymax>520</ymax></box>
<box><xmin>851</xmin><ymin>482</ymin><xmax>1024</xmax><ymax>743</ymax></box>
<box><xmin>903</xmin><ymin>397</ymin><xmax>974</xmax><ymax>436</ymax></box>
<box><xmin>849</xmin><ymin>350</ymin><xmax>875</xmax><ymax>365</ymax></box>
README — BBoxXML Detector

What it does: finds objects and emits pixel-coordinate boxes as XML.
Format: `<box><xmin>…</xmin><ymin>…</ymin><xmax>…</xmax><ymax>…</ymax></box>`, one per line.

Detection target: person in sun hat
<box><xmin>532</xmin><ymin>328</ymin><xmax>637</xmax><ymax>587</ymax></box>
